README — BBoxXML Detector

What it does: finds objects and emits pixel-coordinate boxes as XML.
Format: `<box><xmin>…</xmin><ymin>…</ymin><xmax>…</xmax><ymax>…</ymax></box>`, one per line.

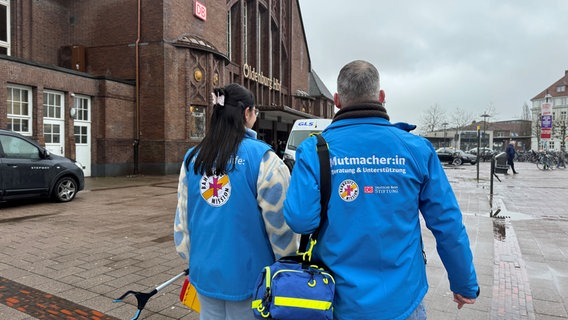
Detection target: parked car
<box><xmin>436</xmin><ymin>148</ymin><xmax>477</xmax><ymax>165</ymax></box>
<box><xmin>467</xmin><ymin>147</ymin><xmax>496</xmax><ymax>161</ymax></box>
<box><xmin>0</xmin><ymin>129</ymin><xmax>85</xmax><ymax>202</ymax></box>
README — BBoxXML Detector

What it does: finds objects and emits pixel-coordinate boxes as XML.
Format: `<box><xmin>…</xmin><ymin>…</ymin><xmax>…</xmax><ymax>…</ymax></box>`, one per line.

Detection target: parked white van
<box><xmin>282</xmin><ymin>118</ymin><xmax>332</xmax><ymax>162</ymax></box>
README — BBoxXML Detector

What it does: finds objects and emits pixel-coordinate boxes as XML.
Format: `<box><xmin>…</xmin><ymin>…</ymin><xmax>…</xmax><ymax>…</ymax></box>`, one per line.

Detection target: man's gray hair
<box><xmin>337</xmin><ymin>60</ymin><xmax>381</xmax><ymax>106</ymax></box>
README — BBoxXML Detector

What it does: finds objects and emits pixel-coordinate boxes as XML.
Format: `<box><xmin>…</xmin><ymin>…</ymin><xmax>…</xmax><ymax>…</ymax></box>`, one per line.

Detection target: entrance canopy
<box><xmin>257</xmin><ymin>105</ymin><xmax>322</xmax><ymax>125</ymax></box>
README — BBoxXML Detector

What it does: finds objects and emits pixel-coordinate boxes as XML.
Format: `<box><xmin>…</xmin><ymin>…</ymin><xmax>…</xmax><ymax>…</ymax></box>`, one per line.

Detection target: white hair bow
<box><xmin>211</xmin><ymin>92</ymin><xmax>225</xmax><ymax>106</ymax></box>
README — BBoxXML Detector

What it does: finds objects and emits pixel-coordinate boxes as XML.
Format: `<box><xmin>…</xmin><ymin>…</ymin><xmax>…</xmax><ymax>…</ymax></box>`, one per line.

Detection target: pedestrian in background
<box><xmin>506</xmin><ymin>141</ymin><xmax>518</xmax><ymax>174</ymax></box>
<box><xmin>558</xmin><ymin>146</ymin><xmax>566</xmax><ymax>168</ymax></box>
<box><xmin>173</xmin><ymin>83</ymin><xmax>297</xmax><ymax>320</ymax></box>
<box><xmin>284</xmin><ymin>60</ymin><xmax>479</xmax><ymax>319</ymax></box>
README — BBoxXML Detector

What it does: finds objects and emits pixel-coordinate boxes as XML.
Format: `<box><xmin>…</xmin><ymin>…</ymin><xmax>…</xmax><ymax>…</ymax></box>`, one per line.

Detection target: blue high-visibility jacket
<box><xmin>284</xmin><ymin>116</ymin><xmax>479</xmax><ymax>320</ymax></box>
<box><xmin>174</xmin><ymin>129</ymin><xmax>297</xmax><ymax>301</ymax></box>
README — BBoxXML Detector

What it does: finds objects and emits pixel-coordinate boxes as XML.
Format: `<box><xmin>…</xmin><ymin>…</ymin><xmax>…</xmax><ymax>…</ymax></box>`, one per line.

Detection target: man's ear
<box><xmin>334</xmin><ymin>93</ymin><xmax>342</xmax><ymax>109</ymax></box>
<box><xmin>379</xmin><ymin>90</ymin><xmax>385</xmax><ymax>104</ymax></box>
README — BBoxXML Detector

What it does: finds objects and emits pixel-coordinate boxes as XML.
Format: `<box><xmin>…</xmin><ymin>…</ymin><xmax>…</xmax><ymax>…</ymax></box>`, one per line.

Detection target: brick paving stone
<box><xmin>1</xmin><ymin>166</ymin><xmax>567</xmax><ymax>319</ymax></box>
<box><xmin>491</xmin><ymin>220</ymin><xmax>535</xmax><ymax>319</ymax></box>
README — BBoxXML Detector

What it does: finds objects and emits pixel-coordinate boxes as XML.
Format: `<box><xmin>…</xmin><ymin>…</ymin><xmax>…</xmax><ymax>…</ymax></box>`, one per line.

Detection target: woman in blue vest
<box><xmin>174</xmin><ymin>83</ymin><xmax>297</xmax><ymax>319</ymax></box>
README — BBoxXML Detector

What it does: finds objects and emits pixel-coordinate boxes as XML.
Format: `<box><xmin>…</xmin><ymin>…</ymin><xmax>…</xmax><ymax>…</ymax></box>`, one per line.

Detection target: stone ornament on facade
<box><xmin>194</xmin><ymin>69</ymin><xmax>203</xmax><ymax>82</ymax></box>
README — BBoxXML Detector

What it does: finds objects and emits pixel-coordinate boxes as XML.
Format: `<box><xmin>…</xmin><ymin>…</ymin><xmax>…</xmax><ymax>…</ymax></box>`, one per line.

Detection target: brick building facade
<box><xmin>0</xmin><ymin>0</ymin><xmax>333</xmax><ymax>176</ymax></box>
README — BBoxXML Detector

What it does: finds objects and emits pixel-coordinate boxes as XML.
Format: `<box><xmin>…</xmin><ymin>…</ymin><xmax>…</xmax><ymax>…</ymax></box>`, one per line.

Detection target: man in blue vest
<box><xmin>284</xmin><ymin>60</ymin><xmax>479</xmax><ymax>320</ymax></box>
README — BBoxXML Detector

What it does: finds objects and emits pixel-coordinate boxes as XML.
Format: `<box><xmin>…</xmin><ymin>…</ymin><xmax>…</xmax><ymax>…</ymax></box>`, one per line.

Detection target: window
<box><xmin>0</xmin><ymin>135</ymin><xmax>41</xmax><ymax>160</ymax></box>
<box><xmin>74</xmin><ymin>95</ymin><xmax>90</xmax><ymax>121</ymax></box>
<box><xmin>7</xmin><ymin>86</ymin><xmax>33</xmax><ymax>135</ymax></box>
<box><xmin>73</xmin><ymin>95</ymin><xmax>91</xmax><ymax>144</ymax></box>
<box><xmin>243</xmin><ymin>0</ymin><xmax>248</xmax><ymax>64</ymax></box>
<box><xmin>44</xmin><ymin>123</ymin><xmax>61</xmax><ymax>143</ymax></box>
<box><xmin>557</xmin><ymin>85</ymin><xmax>566</xmax><ymax>93</ymax></box>
<box><xmin>227</xmin><ymin>11</ymin><xmax>231</xmax><ymax>60</ymax></box>
<box><xmin>561</xmin><ymin>111</ymin><xmax>567</xmax><ymax>120</ymax></box>
<box><xmin>43</xmin><ymin>91</ymin><xmax>64</xmax><ymax>119</ymax></box>
<box><xmin>228</xmin><ymin>4</ymin><xmax>241</xmax><ymax>63</ymax></box>
<box><xmin>74</xmin><ymin>125</ymin><xmax>88</xmax><ymax>144</ymax></box>
<box><xmin>0</xmin><ymin>0</ymin><xmax>10</xmax><ymax>55</ymax></box>
<box><xmin>189</xmin><ymin>106</ymin><xmax>206</xmax><ymax>139</ymax></box>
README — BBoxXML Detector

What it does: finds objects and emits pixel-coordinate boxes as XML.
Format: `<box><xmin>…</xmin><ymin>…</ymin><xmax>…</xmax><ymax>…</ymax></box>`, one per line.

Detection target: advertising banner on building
<box><xmin>541</xmin><ymin>102</ymin><xmax>552</xmax><ymax>115</ymax></box>
<box><xmin>541</xmin><ymin>115</ymin><xmax>552</xmax><ymax>139</ymax></box>
<box><xmin>540</xmin><ymin>100</ymin><xmax>553</xmax><ymax>139</ymax></box>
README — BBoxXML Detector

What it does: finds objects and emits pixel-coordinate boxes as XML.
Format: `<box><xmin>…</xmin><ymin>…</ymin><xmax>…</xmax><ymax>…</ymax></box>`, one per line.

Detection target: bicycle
<box><xmin>556</xmin><ymin>152</ymin><xmax>566</xmax><ymax>169</ymax></box>
<box><xmin>536</xmin><ymin>152</ymin><xmax>558</xmax><ymax>171</ymax></box>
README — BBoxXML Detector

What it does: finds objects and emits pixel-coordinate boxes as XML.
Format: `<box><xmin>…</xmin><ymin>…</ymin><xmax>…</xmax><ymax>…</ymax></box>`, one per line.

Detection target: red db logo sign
<box><xmin>194</xmin><ymin>1</ymin><xmax>207</xmax><ymax>21</ymax></box>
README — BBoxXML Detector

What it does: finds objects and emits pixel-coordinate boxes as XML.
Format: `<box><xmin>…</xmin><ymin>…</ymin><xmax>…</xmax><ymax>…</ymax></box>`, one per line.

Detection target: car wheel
<box><xmin>452</xmin><ymin>157</ymin><xmax>463</xmax><ymax>166</ymax></box>
<box><xmin>52</xmin><ymin>176</ymin><xmax>78</xmax><ymax>202</ymax></box>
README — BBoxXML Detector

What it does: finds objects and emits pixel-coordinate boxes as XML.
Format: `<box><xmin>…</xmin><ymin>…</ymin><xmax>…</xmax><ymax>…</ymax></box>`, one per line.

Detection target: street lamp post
<box><xmin>543</xmin><ymin>94</ymin><xmax>552</xmax><ymax>151</ymax></box>
<box><xmin>481</xmin><ymin>113</ymin><xmax>490</xmax><ymax>149</ymax></box>
<box><xmin>442</xmin><ymin>122</ymin><xmax>449</xmax><ymax>148</ymax></box>
<box><xmin>561</xmin><ymin>120</ymin><xmax>566</xmax><ymax>149</ymax></box>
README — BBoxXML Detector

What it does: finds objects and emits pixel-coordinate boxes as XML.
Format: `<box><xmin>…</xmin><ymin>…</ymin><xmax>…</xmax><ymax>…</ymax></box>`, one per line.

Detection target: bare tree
<box><xmin>450</xmin><ymin>107</ymin><xmax>475</xmax><ymax>149</ymax></box>
<box><xmin>484</xmin><ymin>102</ymin><xmax>498</xmax><ymax>118</ymax></box>
<box><xmin>532</xmin><ymin>111</ymin><xmax>542</xmax><ymax>150</ymax></box>
<box><xmin>521</xmin><ymin>101</ymin><xmax>532</xmax><ymax>121</ymax></box>
<box><xmin>552</xmin><ymin>117</ymin><xmax>567</xmax><ymax>148</ymax></box>
<box><xmin>451</xmin><ymin>107</ymin><xmax>475</xmax><ymax>130</ymax></box>
<box><xmin>419</xmin><ymin>104</ymin><xmax>447</xmax><ymax>133</ymax></box>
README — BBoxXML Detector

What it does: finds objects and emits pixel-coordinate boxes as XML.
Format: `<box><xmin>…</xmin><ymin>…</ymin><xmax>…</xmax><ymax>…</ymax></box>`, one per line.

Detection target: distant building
<box><xmin>530</xmin><ymin>70</ymin><xmax>568</xmax><ymax>151</ymax></box>
<box><xmin>422</xmin><ymin>119</ymin><xmax>532</xmax><ymax>152</ymax></box>
<box><xmin>0</xmin><ymin>0</ymin><xmax>333</xmax><ymax>176</ymax></box>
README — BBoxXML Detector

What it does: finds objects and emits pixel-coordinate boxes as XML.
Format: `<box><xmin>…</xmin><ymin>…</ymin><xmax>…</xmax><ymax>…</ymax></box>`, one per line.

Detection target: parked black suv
<box><xmin>0</xmin><ymin>129</ymin><xmax>85</xmax><ymax>202</ymax></box>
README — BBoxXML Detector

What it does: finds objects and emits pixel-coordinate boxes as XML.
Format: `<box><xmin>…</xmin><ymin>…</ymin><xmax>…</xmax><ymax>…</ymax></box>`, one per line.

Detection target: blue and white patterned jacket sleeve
<box><xmin>257</xmin><ymin>151</ymin><xmax>299</xmax><ymax>259</ymax></box>
<box><xmin>174</xmin><ymin>164</ymin><xmax>190</xmax><ymax>262</ymax></box>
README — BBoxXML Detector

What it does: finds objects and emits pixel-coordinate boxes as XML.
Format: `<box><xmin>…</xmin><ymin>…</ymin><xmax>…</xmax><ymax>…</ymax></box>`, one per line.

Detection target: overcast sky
<box><xmin>299</xmin><ymin>0</ymin><xmax>568</xmax><ymax>128</ymax></box>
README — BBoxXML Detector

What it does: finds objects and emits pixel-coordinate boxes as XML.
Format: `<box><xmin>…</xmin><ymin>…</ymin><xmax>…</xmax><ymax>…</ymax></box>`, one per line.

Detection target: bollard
<box><xmin>490</xmin><ymin>157</ymin><xmax>494</xmax><ymax>211</ymax></box>
<box><xmin>489</xmin><ymin>155</ymin><xmax>504</xmax><ymax>218</ymax></box>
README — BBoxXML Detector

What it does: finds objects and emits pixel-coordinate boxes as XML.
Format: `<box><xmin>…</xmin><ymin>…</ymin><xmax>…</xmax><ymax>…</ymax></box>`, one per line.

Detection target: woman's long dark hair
<box><xmin>186</xmin><ymin>83</ymin><xmax>255</xmax><ymax>176</ymax></box>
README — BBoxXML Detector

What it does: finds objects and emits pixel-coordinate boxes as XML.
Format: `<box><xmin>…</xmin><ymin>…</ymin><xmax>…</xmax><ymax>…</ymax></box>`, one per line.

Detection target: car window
<box><xmin>0</xmin><ymin>135</ymin><xmax>41</xmax><ymax>160</ymax></box>
<box><xmin>286</xmin><ymin>131</ymin><xmax>320</xmax><ymax>150</ymax></box>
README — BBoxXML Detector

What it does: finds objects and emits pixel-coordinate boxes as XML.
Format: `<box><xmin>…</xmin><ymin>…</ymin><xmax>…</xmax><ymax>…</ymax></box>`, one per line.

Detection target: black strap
<box><xmin>312</xmin><ymin>134</ymin><xmax>331</xmax><ymax>239</ymax></box>
<box><xmin>299</xmin><ymin>134</ymin><xmax>331</xmax><ymax>252</ymax></box>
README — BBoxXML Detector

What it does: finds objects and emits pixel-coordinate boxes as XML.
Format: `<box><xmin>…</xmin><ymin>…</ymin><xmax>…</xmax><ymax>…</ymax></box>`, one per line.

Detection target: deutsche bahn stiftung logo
<box><xmin>200</xmin><ymin>174</ymin><xmax>231</xmax><ymax>207</ymax></box>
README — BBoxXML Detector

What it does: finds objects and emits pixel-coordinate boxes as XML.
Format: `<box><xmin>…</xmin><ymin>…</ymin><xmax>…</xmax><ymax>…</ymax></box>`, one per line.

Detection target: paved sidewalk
<box><xmin>1</xmin><ymin>162</ymin><xmax>567</xmax><ymax>319</ymax></box>
<box><xmin>427</xmin><ymin>161</ymin><xmax>568</xmax><ymax>319</ymax></box>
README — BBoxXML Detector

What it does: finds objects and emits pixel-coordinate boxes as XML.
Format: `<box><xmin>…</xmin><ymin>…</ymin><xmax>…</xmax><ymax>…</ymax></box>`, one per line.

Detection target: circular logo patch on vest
<box><xmin>200</xmin><ymin>174</ymin><xmax>231</xmax><ymax>207</ymax></box>
<box><xmin>338</xmin><ymin>179</ymin><xmax>359</xmax><ymax>202</ymax></box>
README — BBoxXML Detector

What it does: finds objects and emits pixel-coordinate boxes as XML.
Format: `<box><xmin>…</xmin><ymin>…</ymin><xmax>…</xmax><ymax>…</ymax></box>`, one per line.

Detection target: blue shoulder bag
<box><xmin>252</xmin><ymin>134</ymin><xmax>335</xmax><ymax>320</ymax></box>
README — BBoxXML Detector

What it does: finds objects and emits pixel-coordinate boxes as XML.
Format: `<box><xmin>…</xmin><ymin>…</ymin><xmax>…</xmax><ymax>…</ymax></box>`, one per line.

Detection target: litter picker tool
<box><xmin>113</xmin><ymin>269</ymin><xmax>188</xmax><ymax>320</ymax></box>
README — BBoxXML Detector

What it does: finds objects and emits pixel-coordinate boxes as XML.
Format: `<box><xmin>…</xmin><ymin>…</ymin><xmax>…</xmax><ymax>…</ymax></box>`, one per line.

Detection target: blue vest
<box><xmin>184</xmin><ymin>137</ymin><xmax>273</xmax><ymax>301</ymax></box>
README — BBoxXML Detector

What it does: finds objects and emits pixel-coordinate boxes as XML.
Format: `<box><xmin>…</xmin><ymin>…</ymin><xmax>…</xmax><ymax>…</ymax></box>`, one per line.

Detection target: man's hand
<box><xmin>453</xmin><ymin>293</ymin><xmax>476</xmax><ymax>309</ymax></box>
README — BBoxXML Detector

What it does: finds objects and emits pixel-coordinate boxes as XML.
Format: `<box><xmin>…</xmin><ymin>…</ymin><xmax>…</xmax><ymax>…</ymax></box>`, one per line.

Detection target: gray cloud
<box><xmin>300</xmin><ymin>0</ymin><xmax>568</xmax><ymax>126</ymax></box>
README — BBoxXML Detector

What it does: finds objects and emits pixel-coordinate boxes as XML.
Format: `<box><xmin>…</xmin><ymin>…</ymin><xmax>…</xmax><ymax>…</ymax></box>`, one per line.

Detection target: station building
<box><xmin>0</xmin><ymin>0</ymin><xmax>334</xmax><ymax>176</ymax></box>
